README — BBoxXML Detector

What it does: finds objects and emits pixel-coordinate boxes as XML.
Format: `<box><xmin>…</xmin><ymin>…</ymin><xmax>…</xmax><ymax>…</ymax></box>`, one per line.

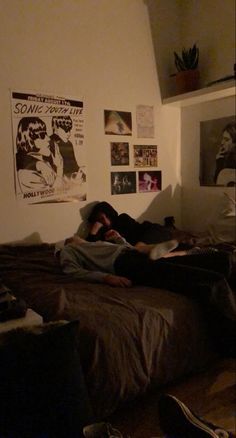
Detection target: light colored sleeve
<box><xmin>60</xmin><ymin>248</ymin><xmax>107</xmax><ymax>283</ymax></box>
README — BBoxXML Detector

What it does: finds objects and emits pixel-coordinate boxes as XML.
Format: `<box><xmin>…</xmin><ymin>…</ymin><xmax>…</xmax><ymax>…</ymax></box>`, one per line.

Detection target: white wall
<box><xmin>177</xmin><ymin>0</ymin><xmax>235</xmax><ymax>232</ymax></box>
<box><xmin>179</xmin><ymin>0</ymin><xmax>235</xmax><ymax>88</ymax></box>
<box><xmin>147</xmin><ymin>0</ymin><xmax>235</xmax><ymax>98</ymax></box>
<box><xmin>145</xmin><ymin>0</ymin><xmax>181</xmax><ymax>98</ymax></box>
<box><xmin>146</xmin><ymin>0</ymin><xmax>235</xmax><ymax>233</ymax></box>
<box><xmin>0</xmin><ymin>0</ymin><xmax>181</xmax><ymax>244</ymax></box>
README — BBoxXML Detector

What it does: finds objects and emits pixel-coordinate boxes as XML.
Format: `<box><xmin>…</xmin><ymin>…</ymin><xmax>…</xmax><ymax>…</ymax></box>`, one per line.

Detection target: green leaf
<box><xmin>174</xmin><ymin>44</ymin><xmax>199</xmax><ymax>70</ymax></box>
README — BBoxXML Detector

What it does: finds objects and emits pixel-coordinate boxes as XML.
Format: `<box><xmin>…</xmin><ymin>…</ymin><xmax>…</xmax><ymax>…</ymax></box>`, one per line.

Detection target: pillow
<box><xmin>207</xmin><ymin>192</ymin><xmax>236</xmax><ymax>243</ymax></box>
<box><xmin>0</xmin><ymin>320</ymin><xmax>93</xmax><ymax>438</ymax></box>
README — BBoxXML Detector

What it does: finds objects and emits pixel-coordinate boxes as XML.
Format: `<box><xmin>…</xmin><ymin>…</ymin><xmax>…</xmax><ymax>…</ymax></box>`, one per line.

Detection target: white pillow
<box><xmin>207</xmin><ymin>193</ymin><xmax>236</xmax><ymax>243</ymax></box>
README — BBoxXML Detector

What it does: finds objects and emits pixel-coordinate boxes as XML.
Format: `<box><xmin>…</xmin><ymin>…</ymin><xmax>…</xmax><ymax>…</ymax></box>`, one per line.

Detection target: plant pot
<box><xmin>175</xmin><ymin>69</ymin><xmax>200</xmax><ymax>94</ymax></box>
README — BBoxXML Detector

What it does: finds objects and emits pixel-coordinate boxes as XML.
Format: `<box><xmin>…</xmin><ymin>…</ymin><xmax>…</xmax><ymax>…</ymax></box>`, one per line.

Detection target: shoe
<box><xmin>187</xmin><ymin>247</ymin><xmax>219</xmax><ymax>255</ymax></box>
<box><xmin>83</xmin><ymin>422</ymin><xmax>124</xmax><ymax>437</ymax></box>
<box><xmin>149</xmin><ymin>240</ymin><xmax>178</xmax><ymax>260</ymax></box>
<box><xmin>158</xmin><ymin>394</ymin><xmax>234</xmax><ymax>438</ymax></box>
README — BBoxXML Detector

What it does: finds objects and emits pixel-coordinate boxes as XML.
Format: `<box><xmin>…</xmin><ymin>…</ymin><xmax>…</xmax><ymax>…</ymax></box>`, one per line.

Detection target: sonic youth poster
<box><xmin>11</xmin><ymin>90</ymin><xmax>87</xmax><ymax>204</ymax></box>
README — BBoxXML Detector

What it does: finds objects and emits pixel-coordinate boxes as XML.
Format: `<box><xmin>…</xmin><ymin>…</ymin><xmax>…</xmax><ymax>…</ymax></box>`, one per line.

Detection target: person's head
<box><xmin>117</xmin><ymin>143</ymin><xmax>127</xmax><ymax>155</ymax></box>
<box><xmin>220</xmin><ymin>123</ymin><xmax>236</xmax><ymax>153</ymax></box>
<box><xmin>87</xmin><ymin>202</ymin><xmax>118</xmax><ymax>228</ymax></box>
<box><xmin>52</xmin><ymin>116</ymin><xmax>72</xmax><ymax>142</ymax></box>
<box><xmin>16</xmin><ymin>117</ymin><xmax>50</xmax><ymax>156</ymax></box>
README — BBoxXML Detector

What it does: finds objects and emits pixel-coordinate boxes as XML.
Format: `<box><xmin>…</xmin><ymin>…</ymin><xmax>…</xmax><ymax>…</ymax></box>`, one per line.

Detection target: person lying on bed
<box><xmin>55</xmin><ymin>234</ymin><xmax>236</xmax><ymax>356</ymax></box>
<box><xmin>86</xmin><ymin>201</ymin><xmax>174</xmax><ymax>245</ymax></box>
<box><xmin>86</xmin><ymin>201</ymin><xmax>197</xmax><ymax>248</ymax></box>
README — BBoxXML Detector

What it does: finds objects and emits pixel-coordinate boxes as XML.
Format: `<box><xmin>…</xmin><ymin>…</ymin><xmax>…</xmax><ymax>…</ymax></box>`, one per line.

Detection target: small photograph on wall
<box><xmin>138</xmin><ymin>170</ymin><xmax>161</xmax><ymax>193</ymax></box>
<box><xmin>200</xmin><ymin>116</ymin><xmax>236</xmax><ymax>186</ymax></box>
<box><xmin>104</xmin><ymin>110</ymin><xmax>132</xmax><ymax>135</ymax></box>
<box><xmin>136</xmin><ymin>104</ymin><xmax>154</xmax><ymax>138</ymax></box>
<box><xmin>134</xmin><ymin>145</ymin><xmax>157</xmax><ymax>167</ymax></box>
<box><xmin>111</xmin><ymin>171</ymin><xmax>136</xmax><ymax>195</ymax></box>
<box><xmin>110</xmin><ymin>142</ymin><xmax>129</xmax><ymax>165</ymax></box>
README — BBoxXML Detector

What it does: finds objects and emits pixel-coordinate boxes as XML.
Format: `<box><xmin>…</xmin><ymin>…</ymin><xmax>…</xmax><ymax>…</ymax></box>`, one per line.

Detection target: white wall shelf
<box><xmin>162</xmin><ymin>79</ymin><xmax>235</xmax><ymax>107</ymax></box>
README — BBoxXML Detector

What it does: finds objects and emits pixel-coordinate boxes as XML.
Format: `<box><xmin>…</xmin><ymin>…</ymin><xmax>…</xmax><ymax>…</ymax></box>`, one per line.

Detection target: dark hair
<box><xmin>16</xmin><ymin>117</ymin><xmax>47</xmax><ymax>153</ymax></box>
<box><xmin>223</xmin><ymin>122</ymin><xmax>236</xmax><ymax>143</ymax></box>
<box><xmin>52</xmin><ymin>116</ymin><xmax>72</xmax><ymax>133</ymax></box>
<box><xmin>87</xmin><ymin>202</ymin><xmax>118</xmax><ymax>224</ymax></box>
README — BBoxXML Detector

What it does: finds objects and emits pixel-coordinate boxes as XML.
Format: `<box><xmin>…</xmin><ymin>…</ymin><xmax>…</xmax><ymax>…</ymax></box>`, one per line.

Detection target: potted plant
<box><xmin>173</xmin><ymin>43</ymin><xmax>200</xmax><ymax>93</ymax></box>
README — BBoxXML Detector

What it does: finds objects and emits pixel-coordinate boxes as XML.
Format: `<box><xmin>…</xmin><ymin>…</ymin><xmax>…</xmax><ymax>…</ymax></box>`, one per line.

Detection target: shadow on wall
<box><xmin>77</xmin><ymin>184</ymin><xmax>182</xmax><ymax>237</ymax></box>
<box><xmin>137</xmin><ymin>184</ymin><xmax>181</xmax><ymax>225</ymax></box>
<box><xmin>182</xmin><ymin>187</ymin><xmax>236</xmax><ymax>234</ymax></box>
<box><xmin>77</xmin><ymin>201</ymin><xmax>100</xmax><ymax>238</ymax></box>
<box><xmin>4</xmin><ymin>232</ymin><xmax>43</xmax><ymax>246</ymax></box>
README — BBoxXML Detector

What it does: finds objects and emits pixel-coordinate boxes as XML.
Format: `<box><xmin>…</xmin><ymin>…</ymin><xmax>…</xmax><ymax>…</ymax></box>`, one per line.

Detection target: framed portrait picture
<box><xmin>200</xmin><ymin>116</ymin><xmax>236</xmax><ymax>186</ymax></box>
<box><xmin>111</xmin><ymin>171</ymin><xmax>136</xmax><ymax>195</ymax></box>
<box><xmin>104</xmin><ymin>110</ymin><xmax>132</xmax><ymax>135</ymax></box>
<box><xmin>110</xmin><ymin>142</ymin><xmax>129</xmax><ymax>166</ymax></box>
<box><xmin>138</xmin><ymin>170</ymin><xmax>162</xmax><ymax>192</ymax></box>
<box><xmin>134</xmin><ymin>145</ymin><xmax>157</xmax><ymax>167</ymax></box>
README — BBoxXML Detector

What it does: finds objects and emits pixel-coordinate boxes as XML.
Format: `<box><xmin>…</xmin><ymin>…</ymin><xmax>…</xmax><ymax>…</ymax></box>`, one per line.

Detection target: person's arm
<box><xmin>103</xmin><ymin>274</ymin><xmax>132</xmax><ymax>287</ymax></box>
<box><xmin>60</xmin><ymin>246</ymin><xmax>132</xmax><ymax>287</ymax></box>
<box><xmin>104</xmin><ymin>229</ymin><xmax>128</xmax><ymax>244</ymax></box>
<box><xmin>60</xmin><ymin>248</ymin><xmax>107</xmax><ymax>283</ymax></box>
<box><xmin>86</xmin><ymin>221</ymin><xmax>106</xmax><ymax>242</ymax></box>
<box><xmin>115</xmin><ymin>213</ymin><xmax>140</xmax><ymax>245</ymax></box>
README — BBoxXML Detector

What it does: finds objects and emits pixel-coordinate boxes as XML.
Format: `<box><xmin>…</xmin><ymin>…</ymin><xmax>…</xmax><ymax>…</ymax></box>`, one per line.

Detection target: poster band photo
<box><xmin>110</xmin><ymin>142</ymin><xmax>129</xmax><ymax>166</ymax></box>
<box><xmin>11</xmin><ymin>91</ymin><xmax>87</xmax><ymax>204</ymax></box>
<box><xmin>134</xmin><ymin>145</ymin><xmax>157</xmax><ymax>167</ymax></box>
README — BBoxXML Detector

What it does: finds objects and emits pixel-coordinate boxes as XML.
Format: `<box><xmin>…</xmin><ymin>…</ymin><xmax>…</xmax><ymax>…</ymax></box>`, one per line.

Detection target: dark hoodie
<box><xmin>87</xmin><ymin>201</ymin><xmax>172</xmax><ymax>245</ymax></box>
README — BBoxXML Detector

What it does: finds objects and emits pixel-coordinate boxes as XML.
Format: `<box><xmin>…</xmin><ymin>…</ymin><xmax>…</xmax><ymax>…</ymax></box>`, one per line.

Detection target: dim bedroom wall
<box><xmin>0</xmin><ymin>0</ymin><xmax>181</xmax><ymax>244</ymax></box>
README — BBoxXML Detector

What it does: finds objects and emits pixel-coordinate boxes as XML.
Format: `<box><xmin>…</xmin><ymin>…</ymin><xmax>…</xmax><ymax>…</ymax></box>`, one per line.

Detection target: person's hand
<box><xmin>104</xmin><ymin>274</ymin><xmax>132</xmax><ymax>287</ymax></box>
<box><xmin>52</xmin><ymin>144</ymin><xmax>64</xmax><ymax>177</ymax></box>
<box><xmin>216</xmin><ymin>145</ymin><xmax>227</xmax><ymax>160</ymax></box>
<box><xmin>90</xmin><ymin>221</ymin><xmax>104</xmax><ymax>235</ymax></box>
<box><xmin>36</xmin><ymin>161</ymin><xmax>56</xmax><ymax>187</ymax></box>
<box><xmin>104</xmin><ymin>229</ymin><xmax>122</xmax><ymax>241</ymax></box>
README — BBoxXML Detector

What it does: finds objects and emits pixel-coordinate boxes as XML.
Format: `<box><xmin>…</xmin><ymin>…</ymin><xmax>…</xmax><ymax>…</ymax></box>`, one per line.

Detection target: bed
<box><xmin>0</xmin><ymin>243</ymin><xmax>218</xmax><ymax>419</ymax></box>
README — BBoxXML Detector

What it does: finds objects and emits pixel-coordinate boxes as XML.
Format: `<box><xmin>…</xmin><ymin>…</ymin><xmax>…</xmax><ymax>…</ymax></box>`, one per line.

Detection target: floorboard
<box><xmin>107</xmin><ymin>359</ymin><xmax>236</xmax><ymax>437</ymax></box>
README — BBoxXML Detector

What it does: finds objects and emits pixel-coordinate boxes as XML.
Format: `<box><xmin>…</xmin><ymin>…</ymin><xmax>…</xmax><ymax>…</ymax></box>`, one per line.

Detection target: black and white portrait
<box><xmin>200</xmin><ymin>116</ymin><xmax>236</xmax><ymax>186</ymax></box>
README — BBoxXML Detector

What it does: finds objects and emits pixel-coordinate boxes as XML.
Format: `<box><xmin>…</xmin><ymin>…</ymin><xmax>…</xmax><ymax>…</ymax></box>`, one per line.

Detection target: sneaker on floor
<box><xmin>83</xmin><ymin>422</ymin><xmax>124</xmax><ymax>438</ymax></box>
<box><xmin>158</xmin><ymin>394</ymin><xmax>234</xmax><ymax>438</ymax></box>
<box><xmin>149</xmin><ymin>240</ymin><xmax>179</xmax><ymax>260</ymax></box>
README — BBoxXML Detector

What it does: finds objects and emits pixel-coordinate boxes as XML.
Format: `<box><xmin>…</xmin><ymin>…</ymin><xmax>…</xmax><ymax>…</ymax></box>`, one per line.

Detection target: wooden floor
<box><xmin>107</xmin><ymin>359</ymin><xmax>236</xmax><ymax>437</ymax></box>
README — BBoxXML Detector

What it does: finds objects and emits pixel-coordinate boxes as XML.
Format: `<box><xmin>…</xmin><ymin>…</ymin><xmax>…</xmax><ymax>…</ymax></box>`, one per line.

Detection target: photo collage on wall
<box><xmin>104</xmin><ymin>106</ymin><xmax>162</xmax><ymax>195</ymax></box>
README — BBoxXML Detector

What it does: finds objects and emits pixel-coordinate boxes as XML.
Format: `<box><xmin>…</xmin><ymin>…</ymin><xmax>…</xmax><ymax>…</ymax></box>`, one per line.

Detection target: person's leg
<box><xmin>115</xmin><ymin>250</ymin><xmax>232</xmax><ymax>301</ymax></box>
<box><xmin>134</xmin><ymin>244</ymin><xmax>233</xmax><ymax>278</ymax></box>
<box><xmin>134</xmin><ymin>239</ymin><xmax>179</xmax><ymax>259</ymax></box>
<box><xmin>163</xmin><ymin>250</ymin><xmax>233</xmax><ymax>278</ymax></box>
<box><xmin>114</xmin><ymin>250</ymin><xmax>236</xmax><ymax>355</ymax></box>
